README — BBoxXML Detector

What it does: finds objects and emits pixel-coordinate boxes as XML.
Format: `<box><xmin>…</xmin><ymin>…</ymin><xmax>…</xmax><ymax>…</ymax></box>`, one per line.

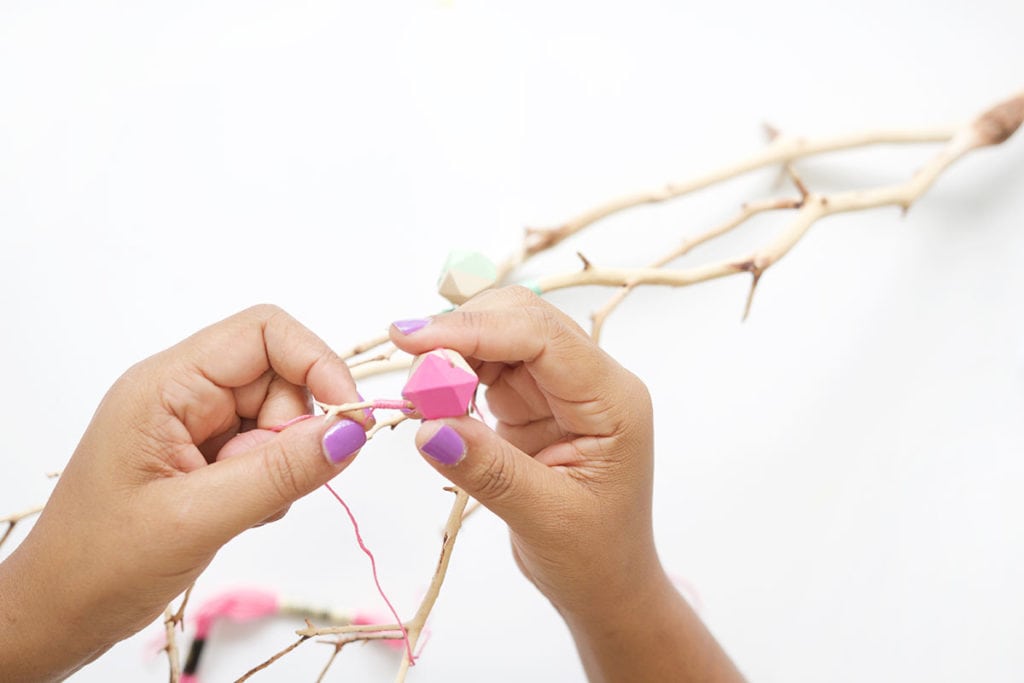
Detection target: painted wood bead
<box><xmin>401</xmin><ymin>349</ymin><xmax>479</xmax><ymax>419</ymax></box>
<box><xmin>436</xmin><ymin>250</ymin><xmax>498</xmax><ymax>304</ymax></box>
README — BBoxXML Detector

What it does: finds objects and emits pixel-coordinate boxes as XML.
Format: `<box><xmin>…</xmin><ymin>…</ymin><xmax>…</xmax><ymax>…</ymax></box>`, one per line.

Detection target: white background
<box><xmin>1</xmin><ymin>1</ymin><xmax>1023</xmax><ymax>681</ymax></box>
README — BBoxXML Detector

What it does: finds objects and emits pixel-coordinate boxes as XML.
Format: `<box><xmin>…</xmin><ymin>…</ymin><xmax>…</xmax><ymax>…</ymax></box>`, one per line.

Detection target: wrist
<box><xmin>557</xmin><ymin>564</ymin><xmax>746</xmax><ymax>683</ymax></box>
<box><xmin>555</xmin><ymin>556</ymin><xmax>675</xmax><ymax>632</ymax></box>
<box><xmin>541</xmin><ymin>520</ymin><xmax>668</xmax><ymax>623</ymax></box>
<box><xmin>0</xmin><ymin>522</ymin><xmax>116</xmax><ymax>680</ymax></box>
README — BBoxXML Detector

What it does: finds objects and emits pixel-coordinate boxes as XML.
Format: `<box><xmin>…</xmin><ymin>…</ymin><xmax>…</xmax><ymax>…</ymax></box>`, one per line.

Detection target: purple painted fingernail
<box><xmin>322</xmin><ymin>419</ymin><xmax>366</xmax><ymax>464</ymax></box>
<box><xmin>420</xmin><ymin>425</ymin><xmax>465</xmax><ymax>466</ymax></box>
<box><xmin>392</xmin><ymin>318</ymin><xmax>431</xmax><ymax>335</ymax></box>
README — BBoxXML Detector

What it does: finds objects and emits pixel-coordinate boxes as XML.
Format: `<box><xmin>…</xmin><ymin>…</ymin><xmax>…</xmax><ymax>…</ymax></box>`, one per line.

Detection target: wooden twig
<box><xmin>170</xmin><ymin>583</ymin><xmax>194</xmax><ymax>630</ymax></box>
<box><xmin>496</xmin><ymin>125</ymin><xmax>961</xmax><ymax>283</ymax></box>
<box><xmin>531</xmin><ymin>92</ymin><xmax>1023</xmax><ymax>323</ymax></box>
<box><xmin>393</xmin><ymin>487</ymin><xmax>470</xmax><ymax>682</ymax></box>
<box><xmin>350</xmin><ymin>356</ymin><xmax>415</xmax><ymax>381</ymax></box>
<box><xmin>347</xmin><ymin>343</ymin><xmax>400</xmax><ymax>369</ymax></box>
<box><xmin>163</xmin><ymin>608</ymin><xmax>182</xmax><ymax>683</ymax></box>
<box><xmin>460</xmin><ymin>499</ymin><xmax>483</xmax><ymax>523</ymax></box>
<box><xmin>161</xmin><ymin>584</ymin><xmax>194</xmax><ymax>683</ymax></box>
<box><xmin>314</xmin><ymin>634</ymin><xmax>407</xmax><ymax>683</ymax></box>
<box><xmin>234</xmin><ymin>634</ymin><xmax>311</xmax><ymax>682</ymax></box>
<box><xmin>367</xmin><ymin>414</ymin><xmax>413</xmax><ymax>440</ymax></box>
<box><xmin>297</xmin><ymin>622</ymin><xmax>404</xmax><ymax>637</ymax></box>
<box><xmin>589</xmin><ymin>197</ymin><xmax>801</xmax><ymax>340</ymax></box>
<box><xmin>338</xmin><ymin>332</ymin><xmax>391</xmax><ymax>361</ymax></box>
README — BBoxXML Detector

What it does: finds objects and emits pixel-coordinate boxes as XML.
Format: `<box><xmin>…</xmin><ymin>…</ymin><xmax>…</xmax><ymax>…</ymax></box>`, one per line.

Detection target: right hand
<box><xmin>390</xmin><ymin>287</ymin><xmax>662</xmax><ymax>619</ymax></box>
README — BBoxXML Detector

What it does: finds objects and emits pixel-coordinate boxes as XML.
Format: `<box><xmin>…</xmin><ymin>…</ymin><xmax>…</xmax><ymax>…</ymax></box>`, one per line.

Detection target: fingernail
<box><xmin>392</xmin><ymin>318</ymin><xmax>431</xmax><ymax>335</ymax></box>
<box><xmin>420</xmin><ymin>425</ymin><xmax>465</xmax><ymax>466</ymax></box>
<box><xmin>322</xmin><ymin>419</ymin><xmax>367</xmax><ymax>464</ymax></box>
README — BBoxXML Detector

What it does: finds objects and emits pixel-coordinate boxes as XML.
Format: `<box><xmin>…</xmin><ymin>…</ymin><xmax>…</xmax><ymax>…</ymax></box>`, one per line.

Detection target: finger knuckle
<box><xmin>629</xmin><ymin>371</ymin><xmax>653</xmax><ymax>411</ymax></box>
<box><xmin>246</xmin><ymin>303</ymin><xmax>285</xmax><ymax>320</ymax></box>
<box><xmin>536</xmin><ymin>306</ymin><xmax>582</xmax><ymax>347</ymax></box>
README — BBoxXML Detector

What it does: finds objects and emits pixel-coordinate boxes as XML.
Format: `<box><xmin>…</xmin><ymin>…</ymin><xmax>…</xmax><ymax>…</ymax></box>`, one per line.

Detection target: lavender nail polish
<box><xmin>322</xmin><ymin>419</ymin><xmax>367</xmax><ymax>464</ymax></box>
<box><xmin>420</xmin><ymin>425</ymin><xmax>465</xmax><ymax>466</ymax></box>
<box><xmin>392</xmin><ymin>318</ymin><xmax>431</xmax><ymax>335</ymax></box>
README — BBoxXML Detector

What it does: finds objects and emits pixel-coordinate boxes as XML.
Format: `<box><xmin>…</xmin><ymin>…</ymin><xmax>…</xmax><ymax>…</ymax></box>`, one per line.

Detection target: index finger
<box><xmin>390</xmin><ymin>288</ymin><xmax>624</xmax><ymax>425</ymax></box>
<box><xmin>172</xmin><ymin>304</ymin><xmax>358</xmax><ymax>407</ymax></box>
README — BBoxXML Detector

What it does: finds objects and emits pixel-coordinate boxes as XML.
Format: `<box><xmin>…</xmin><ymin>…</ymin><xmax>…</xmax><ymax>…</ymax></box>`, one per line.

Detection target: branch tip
<box><xmin>973</xmin><ymin>92</ymin><xmax>1024</xmax><ymax>147</ymax></box>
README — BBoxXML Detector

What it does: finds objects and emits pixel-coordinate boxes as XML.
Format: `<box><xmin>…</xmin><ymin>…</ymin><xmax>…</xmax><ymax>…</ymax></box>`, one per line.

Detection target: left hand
<box><xmin>0</xmin><ymin>305</ymin><xmax>367</xmax><ymax>681</ymax></box>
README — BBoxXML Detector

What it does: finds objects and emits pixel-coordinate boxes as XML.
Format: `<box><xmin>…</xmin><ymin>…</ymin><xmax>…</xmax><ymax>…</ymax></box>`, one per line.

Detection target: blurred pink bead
<box><xmin>192</xmin><ymin>588</ymin><xmax>280</xmax><ymax>638</ymax></box>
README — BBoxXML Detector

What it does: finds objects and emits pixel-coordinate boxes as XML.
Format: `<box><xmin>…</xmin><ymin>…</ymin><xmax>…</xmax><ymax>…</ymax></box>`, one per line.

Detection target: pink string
<box><xmin>270</xmin><ymin>410</ymin><xmax>416</xmax><ymax>664</ymax></box>
<box><xmin>323</xmin><ymin>482</ymin><xmax>415</xmax><ymax>665</ymax></box>
<box><xmin>268</xmin><ymin>414</ymin><xmax>314</xmax><ymax>432</ymax></box>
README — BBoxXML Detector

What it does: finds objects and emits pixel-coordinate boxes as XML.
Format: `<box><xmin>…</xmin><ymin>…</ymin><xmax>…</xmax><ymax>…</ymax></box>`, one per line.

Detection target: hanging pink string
<box><xmin>323</xmin><ymin>482</ymin><xmax>415</xmax><ymax>665</ymax></box>
<box><xmin>268</xmin><ymin>403</ymin><xmax>417</xmax><ymax>663</ymax></box>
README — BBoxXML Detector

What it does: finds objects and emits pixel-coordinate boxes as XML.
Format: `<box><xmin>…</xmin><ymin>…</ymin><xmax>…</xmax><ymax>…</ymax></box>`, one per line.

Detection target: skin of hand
<box><xmin>391</xmin><ymin>287</ymin><xmax>744</xmax><ymax>683</ymax></box>
<box><xmin>0</xmin><ymin>305</ymin><xmax>370</xmax><ymax>682</ymax></box>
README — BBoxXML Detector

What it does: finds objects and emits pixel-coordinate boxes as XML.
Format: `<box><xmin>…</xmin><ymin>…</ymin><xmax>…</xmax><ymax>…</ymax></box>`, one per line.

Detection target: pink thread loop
<box><xmin>372</xmin><ymin>399</ymin><xmax>414</xmax><ymax>411</ymax></box>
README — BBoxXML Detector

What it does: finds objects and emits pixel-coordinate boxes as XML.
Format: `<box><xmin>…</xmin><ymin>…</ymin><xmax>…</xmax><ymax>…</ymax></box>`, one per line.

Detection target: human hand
<box><xmin>0</xmin><ymin>305</ymin><xmax>369</xmax><ymax>681</ymax></box>
<box><xmin>390</xmin><ymin>287</ymin><xmax>659</xmax><ymax>620</ymax></box>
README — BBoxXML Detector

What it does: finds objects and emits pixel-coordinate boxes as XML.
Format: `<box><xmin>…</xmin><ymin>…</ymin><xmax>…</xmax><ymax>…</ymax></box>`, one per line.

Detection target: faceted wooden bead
<box><xmin>437</xmin><ymin>250</ymin><xmax>498</xmax><ymax>305</ymax></box>
<box><xmin>401</xmin><ymin>349</ymin><xmax>479</xmax><ymax>419</ymax></box>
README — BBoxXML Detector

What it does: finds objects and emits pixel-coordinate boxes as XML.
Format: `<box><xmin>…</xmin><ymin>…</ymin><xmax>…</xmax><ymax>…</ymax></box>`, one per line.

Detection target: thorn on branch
<box><xmin>733</xmin><ymin>260</ymin><xmax>764</xmax><ymax>321</ymax></box>
<box><xmin>763</xmin><ymin>122</ymin><xmax>781</xmax><ymax>141</ymax></box>
<box><xmin>576</xmin><ymin>251</ymin><xmax>593</xmax><ymax>270</ymax></box>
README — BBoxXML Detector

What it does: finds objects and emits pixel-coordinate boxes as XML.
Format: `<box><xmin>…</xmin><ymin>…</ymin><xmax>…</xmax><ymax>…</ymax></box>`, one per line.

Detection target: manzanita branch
<box><xmin>526</xmin><ymin>91</ymin><xmax>1024</xmax><ymax>328</ymax></box>
<box><xmin>496</xmin><ymin>124</ymin><xmax>963</xmax><ymax>282</ymax></box>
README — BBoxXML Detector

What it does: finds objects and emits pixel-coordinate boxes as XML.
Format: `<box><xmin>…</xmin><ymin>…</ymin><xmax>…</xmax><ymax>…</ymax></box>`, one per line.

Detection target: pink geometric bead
<box><xmin>402</xmin><ymin>349</ymin><xmax>479</xmax><ymax>419</ymax></box>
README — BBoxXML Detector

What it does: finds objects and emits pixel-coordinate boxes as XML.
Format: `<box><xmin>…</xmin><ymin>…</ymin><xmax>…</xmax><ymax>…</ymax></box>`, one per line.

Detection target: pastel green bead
<box><xmin>437</xmin><ymin>250</ymin><xmax>499</xmax><ymax>304</ymax></box>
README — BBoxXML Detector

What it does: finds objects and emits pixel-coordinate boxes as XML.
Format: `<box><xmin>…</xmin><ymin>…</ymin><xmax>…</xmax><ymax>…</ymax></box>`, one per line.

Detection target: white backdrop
<box><xmin>2</xmin><ymin>2</ymin><xmax>1023</xmax><ymax>682</ymax></box>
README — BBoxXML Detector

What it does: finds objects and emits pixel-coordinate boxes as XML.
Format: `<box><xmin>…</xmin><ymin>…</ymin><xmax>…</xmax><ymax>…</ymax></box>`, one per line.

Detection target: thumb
<box><xmin>183</xmin><ymin>416</ymin><xmax>366</xmax><ymax>538</ymax></box>
<box><xmin>415</xmin><ymin>417</ymin><xmax>558</xmax><ymax>530</ymax></box>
